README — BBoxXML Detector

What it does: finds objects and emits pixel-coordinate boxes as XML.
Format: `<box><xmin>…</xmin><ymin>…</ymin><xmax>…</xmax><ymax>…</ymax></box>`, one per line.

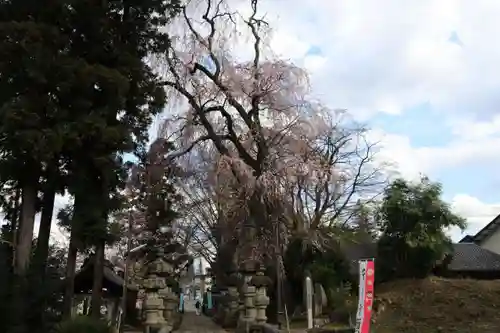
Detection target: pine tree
<box><xmin>352</xmin><ymin>200</ymin><xmax>377</xmax><ymax>242</ymax></box>
<box><xmin>0</xmin><ymin>0</ymin><xmax>181</xmax><ymax>330</ymax></box>
<box><xmin>128</xmin><ymin>139</ymin><xmax>184</xmax><ymax>254</ymax></box>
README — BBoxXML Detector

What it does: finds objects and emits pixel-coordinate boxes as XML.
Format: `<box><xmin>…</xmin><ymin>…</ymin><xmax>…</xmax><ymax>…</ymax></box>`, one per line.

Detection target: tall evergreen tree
<box><xmin>58</xmin><ymin>0</ymin><xmax>181</xmax><ymax>319</ymax></box>
<box><xmin>0</xmin><ymin>0</ymin><xmax>181</xmax><ymax>331</ymax></box>
<box><xmin>0</xmin><ymin>0</ymin><xmax>76</xmax><ymax>276</ymax></box>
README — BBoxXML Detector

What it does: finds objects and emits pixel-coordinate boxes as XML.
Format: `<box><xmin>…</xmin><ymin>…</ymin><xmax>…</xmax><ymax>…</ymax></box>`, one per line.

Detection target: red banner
<box><xmin>362</xmin><ymin>260</ymin><xmax>375</xmax><ymax>333</ymax></box>
<box><xmin>355</xmin><ymin>259</ymin><xmax>375</xmax><ymax>333</ymax></box>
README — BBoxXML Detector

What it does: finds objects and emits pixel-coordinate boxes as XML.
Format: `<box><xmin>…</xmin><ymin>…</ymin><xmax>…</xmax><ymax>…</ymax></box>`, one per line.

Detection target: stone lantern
<box><xmin>250</xmin><ymin>264</ymin><xmax>271</xmax><ymax>324</ymax></box>
<box><xmin>142</xmin><ymin>248</ymin><xmax>171</xmax><ymax>333</ymax></box>
<box><xmin>157</xmin><ymin>257</ymin><xmax>176</xmax><ymax>326</ymax></box>
<box><xmin>143</xmin><ymin>276</ymin><xmax>166</xmax><ymax>331</ymax></box>
<box><xmin>222</xmin><ymin>264</ymin><xmax>240</xmax><ymax>327</ymax></box>
<box><xmin>239</xmin><ymin>259</ymin><xmax>258</xmax><ymax>329</ymax></box>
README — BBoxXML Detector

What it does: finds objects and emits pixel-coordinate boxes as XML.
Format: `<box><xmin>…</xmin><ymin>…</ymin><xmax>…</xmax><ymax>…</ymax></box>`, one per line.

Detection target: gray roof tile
<box><xmin>448</xmin><ymin>243</ymin><xmax>500</xmax><ymax>271</ymax></box>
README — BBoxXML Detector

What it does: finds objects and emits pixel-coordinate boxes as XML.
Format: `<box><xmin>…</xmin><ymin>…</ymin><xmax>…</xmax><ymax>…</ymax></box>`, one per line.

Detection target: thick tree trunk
<box><xmin>62</xmin><ymin>230</ymin><xmax>78</xmax><ymax>319</ymax></box>
<box><xmin>30</xmin><ymin>187</ymin><xmax>57</xmax><ymax>328</ymax></box>
<box><xmin>15</xmin><ymin>184</ymin><xmax>38</xmax><ymax>274</ymax></box>
<box><xmin>10</xmin><ymin>184</ymin><xmax>38</xmax><ymax>333</ymax></box>
<box><xmin>90</xmin><ymin>240</ymin><xmax>105</xmax><ymax>318</ymax></box>
<box><xmin>34</xmin><ymin>187</ymin><xmax>56</xmax><ymax>273</ymax></box>
<box><xmin>8</xmin><ymin>187</ymin><xmax>21</xmax><ymax>271</ymax></box>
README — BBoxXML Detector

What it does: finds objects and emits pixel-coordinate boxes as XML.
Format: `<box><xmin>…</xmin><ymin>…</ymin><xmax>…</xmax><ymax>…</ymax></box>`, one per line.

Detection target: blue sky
<box><xmin>251</xmin><ymin>0</ymin><xmax>500</xmax><ymax>241</ymax></box>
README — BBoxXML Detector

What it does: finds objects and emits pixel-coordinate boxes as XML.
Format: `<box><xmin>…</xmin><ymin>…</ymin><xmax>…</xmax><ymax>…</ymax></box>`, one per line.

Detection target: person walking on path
<box><xmin>195</xmin><ymin>297</ymin><xmax>201</xmax><ymax>316</ymax></box>
<box><xmin>179</xmin><ymin>292</ymin><xmax>185</xmax><ymax>313</ymax></box>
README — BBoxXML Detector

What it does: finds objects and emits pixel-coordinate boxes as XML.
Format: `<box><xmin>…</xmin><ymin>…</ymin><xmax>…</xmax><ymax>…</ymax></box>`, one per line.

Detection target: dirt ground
<box><xmin>372</xmin><ymin>277</ymin><xmax>500</xmax><ymax>333</ymax></box>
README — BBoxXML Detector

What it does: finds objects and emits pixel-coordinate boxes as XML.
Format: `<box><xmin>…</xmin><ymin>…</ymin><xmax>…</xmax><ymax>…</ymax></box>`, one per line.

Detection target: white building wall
<box><xmin>481</xmin><ymin>231</ymin><xmax>500</xmax><ymax>255</ymax></box>
<box><xmin>193</xmin><ymin>256</ymin><xmax>209</xmax><ymax>275</ymax></box>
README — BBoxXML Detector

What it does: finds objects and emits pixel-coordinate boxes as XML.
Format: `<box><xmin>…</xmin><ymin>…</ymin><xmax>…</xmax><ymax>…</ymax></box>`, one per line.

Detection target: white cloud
<box><xmin>365</xmin><ymin>129</ymin><xmax>423</xmax><ymax>180</ymax></box>
<box><xmin>176</xmin><ymin>0</ymin><xmax>500</xmax><ymax>170</ymax></box>
<box><xmin>451</xmin><ymin>194</ymin><xmax>500</xmax><ymax>229</ymax></box>
<box><xmin>230</xmin><ymin>0</ymin><xmax>500</xmax><ymax>238</ymax></box>
<box><xmin>367</xmin><ymin>128</ymin><xmax>500</xmax><ymax>179</ymax></box>
<box><xmin>149</xmin><ymin>0</ymin><xmax>500</xmax><ymax>244</ymax></box>
<box><xmin>364</xmin><ymin>124</ymin><xmax>500</xmax><ymax>240</ymax></box>
<box><xmin>303</xmin><ymin>54</ymin><xmax>328</xmax><ymax>73</ymax></box>
<box><xmin>251</xmin><ymin>0</ymin><xmax>500</xmax><ymax>122</ymax></box>
<box><xmin>270</xmin><ymin>32</ymin><xmax>310</xmax><ymax>60</ymax></box>
<box><xmin>362</xmin><ymin>129</ymin><xmax>500</xmax><ymax>239</ymax></box>
<box><xmin>450</xmin><ymin>114</ymin><xmax>500</xmax><ymax>140</ymax></box>
<box><xmin>448</xmin><ymin>194</ymin><xmax>500</xmax><ymax>241</ymax></box>
<box><xmin>170</xmin><ymin>0</ymin><xmax>500</xmax><ymax>245</ymax></box>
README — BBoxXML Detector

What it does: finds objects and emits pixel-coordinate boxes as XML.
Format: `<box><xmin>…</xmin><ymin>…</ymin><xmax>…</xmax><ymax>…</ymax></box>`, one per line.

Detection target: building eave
<box><xmin>470</xmin><ymin>213</ymin><xmax>500</xmax><ymax>244</ymax></box>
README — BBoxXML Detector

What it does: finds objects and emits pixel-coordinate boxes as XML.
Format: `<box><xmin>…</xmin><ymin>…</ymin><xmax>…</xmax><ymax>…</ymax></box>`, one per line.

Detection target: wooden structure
<box><xmin>73</xmin><ymin>257</ymin><xmax>139</xmax><ymax>326</ymax></box>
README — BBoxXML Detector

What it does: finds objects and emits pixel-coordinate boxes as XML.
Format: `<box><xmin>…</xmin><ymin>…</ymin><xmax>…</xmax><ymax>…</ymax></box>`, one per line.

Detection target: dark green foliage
<box><xmin>0</xmin><ymin>226</ymin><xmax>14</xmax><ymax>332</ymax></box>
<box><xmin>0</xmin><ymin>0</ymin><xmax>181</xmax><ymax>331</ymax></box>
<box><xmin>327</xmin><ymin>283</ymin><xmax>355</xmax><ymax>324</ymax></box>
<box><xmin>0</xmin><ymin>0</ymin><xmax>181</xmax><ymax>160</ymax></box>
<box><xmin>284</xmin><ymin>237</ymin><xmax>353</xmax><ymax>310</ymax></box>
<box><xmin>0</xmin><ymin>0</ymin><xmax>182</xmax><ymax>197</ymax></box>
<box><xmin>127</xmin><ymin>139</ymin><xmax>184</xmax><ymax>256</ymax></box>
<box><xmin>0</xmin><ymin>238</ymin><xmax>66</xmax><ymax>333</ymax></box>
<box><xmin>55</xmin><ymin>316</ymin><xmax>112</xmax><ymax>333</ymax></box>
<box><xmin>26</xmin><ymin>243</ymin><xmax>67</xmax><ymax>332</ymax></box>
<box><xmin>376</xmin><ymin>177</ymin><xmax>466</xmax><ymax>281</ymax></box>
<box><xmin>351</xmin><ymin>200</ymin><xmax>378</xmax><ymax>242</ymax></box>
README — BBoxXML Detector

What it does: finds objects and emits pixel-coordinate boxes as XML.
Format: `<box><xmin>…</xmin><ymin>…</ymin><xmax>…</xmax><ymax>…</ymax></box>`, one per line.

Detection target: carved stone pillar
<box><xmin>142</xmin><ymin>249</ymin><xmax>172</xmax><ymax>333</ymax></box>
<box><xmin>239</xmin><ymin>259</ymin><xmax>258</xmax><ymax>329</ymax></box>
<box><xmin>160</xmin><ymin>286</ymin><xmax>177</xmax><ymax>324</ymax></box>
<box><xmin>143</xmin><ymin>274</ymin><xmax>166</xmax><ymax>329</ymax></box>
<box><xmin>159</xmin><ymin>257</ymin><xmax>175</xmax><ymax>330</ymax></box>
<box><xmin>224</xmin><ymin>269</ymin><xmax>240</xmax><ymax>327</ymax></box>
<box><xmin>251</xmin><ymin>264</ymin><xmax>271</xmax><ymax>324</ymax></box>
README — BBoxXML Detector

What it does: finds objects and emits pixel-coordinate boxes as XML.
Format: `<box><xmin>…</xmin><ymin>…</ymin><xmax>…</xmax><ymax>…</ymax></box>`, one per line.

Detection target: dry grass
<box><xmin>372</xmin><ymin>277</ymin><xmax>500</xmax><ymax>333</ymax></box>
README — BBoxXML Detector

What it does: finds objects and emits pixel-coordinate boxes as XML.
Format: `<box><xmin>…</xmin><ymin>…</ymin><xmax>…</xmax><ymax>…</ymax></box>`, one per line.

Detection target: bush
<box><xmin>377</xmin><ymin>236</ymin><xmax>450</xmax><ymax>281</ymax></box>
<box><xmin>375</xmin><ymin>177</ymin><xmax>466</xmax><ymax>282</ymax></box>
<box><xmin>55</xmin><ymin>316</ymin><xmax>112</xmax><ymax>333</ymax></box>
<box><xmin>284</xmin><ymin>237</ymin><xmax>354</xmax><ymax>312</ymax></box>
<box><xmin>327</xmin><ymin>283</ymin><xmax>355</xmax><ymax>325</ymax></box>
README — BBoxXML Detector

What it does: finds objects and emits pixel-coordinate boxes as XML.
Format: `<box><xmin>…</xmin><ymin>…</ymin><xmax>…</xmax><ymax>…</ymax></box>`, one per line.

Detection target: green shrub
<box><xmin>284</xmin><ymin>237</ymin><xmax>354</xmax><ymax>311</ymax></box>
<box><xmin>375</xmin><ymin>177</ymin><xmax>466</xmax><ymax>282</ymax></box>
<box><xmin>328</xmin><ymin>282</ymin><xmax>352</xmax><ymax>308</ymax></box>
<box><xmin>327</xmin><ymin>283</ymin><xmax>356</xmax><ymax>325</ymax></box>
<box><xmin>55</xmin><ymin>316</ymin><xmax>112</xmax><ymax>333</ymax></box>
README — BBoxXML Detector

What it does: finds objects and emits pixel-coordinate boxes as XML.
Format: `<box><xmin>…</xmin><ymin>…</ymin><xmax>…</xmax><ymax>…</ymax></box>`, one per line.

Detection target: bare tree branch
<box><xmin>155</xmin><ymin>0</ymin><xmax>387</xmax><ymax>260</ymax></box>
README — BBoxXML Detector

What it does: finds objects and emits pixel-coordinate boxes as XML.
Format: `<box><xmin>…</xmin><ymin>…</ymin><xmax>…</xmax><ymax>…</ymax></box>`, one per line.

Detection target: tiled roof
<box><xmin>103</xmin><ymin>265</ymin><xmax>139</xmax><ymax>291</ymax></box>
<box><xmin>77</xmin><ymin>257</ymin><xmax>138</xmax><ymax>291</ymax></box>
<box><xmin>458</xmin><ymin>235</ymin><xmax>475</xmax><ymax>243</ymax></box>
<box><xmin>344</xmin><ymin>241</ymin><xmax>500</xmax><ymax>274</ymax></box>
<box><xmin>448</xmin><ymin>243</ymin><xmax>500</xmax><ymax>272</ymax></box>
